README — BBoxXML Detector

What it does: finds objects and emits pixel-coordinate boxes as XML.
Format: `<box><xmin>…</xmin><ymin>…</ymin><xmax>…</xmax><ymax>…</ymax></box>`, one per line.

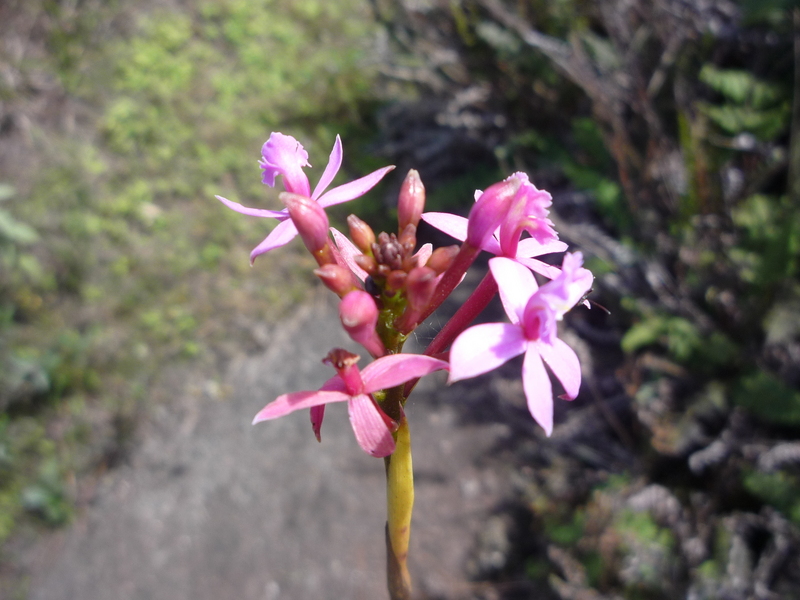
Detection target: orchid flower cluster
<box><xmin>217</xmin><ymin>132</ymin><xmax>593</xmax><ymax>598</ymax></box>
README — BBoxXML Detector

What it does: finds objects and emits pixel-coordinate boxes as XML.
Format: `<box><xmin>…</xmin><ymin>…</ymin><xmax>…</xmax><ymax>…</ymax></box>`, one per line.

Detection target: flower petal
<box><xmin>249</xmin><ymin>218</ymin><xmax>299</xmax><ymax>264</ymax></box>
<box><xmin>330</xmin><ymin>228</ymin><xmax>368</xmax><ymax>281</ymax></box>
<box><xmin>420</xmin><ymin>212</ymin><xmax>468</xmax><ymax>242</ymax></box>
<box><xmin>348</xmin><ymin>394</ymin><xmax>395</xmax><ymax>457</ymax></box>
<box><xmin>311</xmin><ymin>135</ymin><xmax>343</xmax><ymax>200</ymax></box>
<box><xmin>252</xmin><ymin>389</ymin><xmax>351</xmax><ymax>424</ymax></box>
<box><xmin>317</xmin><ymin>166</ymin><xmax>395</xmax><ymax>208</ymax></box>
<box><xmin>216</xmin><ymin>195</ymin><xmax>287</xmax><ymax>219</ymax></box>
<box><xmin>515</xmin><ymin>256</ymin><xmax>563</xmax><ymax>280</ymax></box>
<box><xmin>489</xmin><ymin>257</ymin><xmax>538</xmax><ymax>325</ymax></box>
<box><xmin>517</xmin><ymin>238</ymin><xmax>568</xmax><ymax>258</ymax></box>
<box><xmin>361</xmin><ymin>354</ymin><xmax>449</xmax><ymax>394</ymax></box>
<box><xmin>449</xmin><ymin>322</ymin><xmax>527</xmax><ymax>382</ymax></box>
<box><xmin>537</xmin><ymin>338</ymin><xmax>581</xmax><ymax>400</ymax></box>
<box><xmin>522</xmin><ymin>348</ymin><xmax>554</xmax><ymax>436</ymax></box>
<box><xmin>413</xmin><ymin>243</ymin><xmax>433</xmax><ymax>267</ymax></box>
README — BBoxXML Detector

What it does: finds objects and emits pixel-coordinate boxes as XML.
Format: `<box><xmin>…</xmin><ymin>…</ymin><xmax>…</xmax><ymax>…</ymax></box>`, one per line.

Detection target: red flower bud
<box><xmin>347</xmin><ymin>215</ymin><xmax>376</xmax><ymax>254</ymax></box>
<box><xmin>426</xmin><ymin>245</ymin><xmax>460</xmax><ymax>274</ymax></box>
<box><xmin>314</xmin><ymin>264</ymin><xmax>360</xmax><ymax>297</ymax></box>
<box><xmin>398</xmin><ymin>169</ymin><xmax>425</xmax><ymax>230</ymax></box>
<box><xmin>280</xmin><ymin>192</ymin><xmax>334</xmax><ymax>265</ymax></box>
<box><xmin>339</xmin><ymin>291</ymin><xmax>386</xmax><ymax>357</ymax></box>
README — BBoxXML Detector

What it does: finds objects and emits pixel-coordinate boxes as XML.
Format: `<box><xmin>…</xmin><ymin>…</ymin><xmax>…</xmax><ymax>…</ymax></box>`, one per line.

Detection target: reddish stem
<box><xmin>403</xmin><ymin>270</ymin><xmax>498</xmax><ymax>397</ymax></box>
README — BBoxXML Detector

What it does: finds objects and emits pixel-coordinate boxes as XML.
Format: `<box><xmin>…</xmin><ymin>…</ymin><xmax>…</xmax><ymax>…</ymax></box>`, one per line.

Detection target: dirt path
<box><xmin>20</xmin><ymin>288</ymin><xmax>533</xmax><ymax>600</ymax></box>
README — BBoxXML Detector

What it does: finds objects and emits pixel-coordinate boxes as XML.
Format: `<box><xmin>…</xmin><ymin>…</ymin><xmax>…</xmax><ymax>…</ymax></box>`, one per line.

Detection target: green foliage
<box><xmin>1</xmin><ymin>0</ymin><xmax>382</xmax><ymax>548</ymax></box>
<box><xmin>742</xmin><ymin>469</ymin><xmax>800</xmax><ymax>524</ymax></box>
<box><xmin>732</xmin><ymin>371</ymin><xmax>800</xmax><ymax>427</ymax></box>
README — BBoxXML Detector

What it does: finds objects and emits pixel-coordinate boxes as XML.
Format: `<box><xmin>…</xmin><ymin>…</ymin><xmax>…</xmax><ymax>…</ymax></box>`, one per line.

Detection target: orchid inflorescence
<box><xmin>217</xmin><ymin>132</ymin><xmax>594</xmax><ymax>598</ymax></box>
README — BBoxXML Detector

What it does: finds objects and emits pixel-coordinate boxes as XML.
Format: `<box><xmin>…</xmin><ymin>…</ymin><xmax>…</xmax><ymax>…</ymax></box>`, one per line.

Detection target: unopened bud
<box><xmin>386</xmin><ymin>270</ymin><xmax>407</xmax><ymax>293</ymax></box>
<box><xmin>465</xmin><ymin>177</ymin><xmax>520</xmax><ymax>248</ymax></box>
<box><xmin>281</xmin><ymin>192</ymin><xmax>334</xmax><ymax>265</ymax></box>
<box><xmin>405</xmin><ymin>266</ymin><xmax>437</xmax><ymax>311</ymax></box>
<box><xmin>354</xmin><ymin>254</ymin><xmax>378</xmax><ymax>276</ymax></box>
<box><xmin>339</xmin><ymin>291</ymin><xmax>386</xmax><ymax>357</ymax></box>
<box><xmin>347</xmin><ymin>215</ymin><xmax>376</xmax><ymax>254</ymax></box>
<box><xmin>426</xmin><ymin>245</ymin><xmax>459</xmax><ymax>274</ymax></box>
<box><xmin>314</xmin><ymin>264</ymin><xmax>360</xmax><ymax>297</ymax></box>
<box><xmin>398</xmin><ymin>169</ymin><xmax>425</xmax><ymax>230</ymax></box>
<box><xmin>398</xmin><ymin>223</ymin><xmax>416</xmax><ymax>249</ymax></box>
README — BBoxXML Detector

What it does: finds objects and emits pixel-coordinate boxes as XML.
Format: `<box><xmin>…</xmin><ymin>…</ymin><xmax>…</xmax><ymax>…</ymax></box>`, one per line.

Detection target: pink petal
<box><xmin>311</xmin><ymin>135</ymin><xmax>343</xmax><ymax>200</ymax></box>
<box><xmin>420</xmin><ymin>212</ymin><xmax>468</xmax><ymax>242</ymax></box>
<box><xmin>517</xmin><ymin>238</ymin><xmax>568</xmax><ymax>258</ymax></box>
<box><xmin>482</xmin><ymin>232</ymin><xmax>502</xmax><ymax>255</ymax></box>
<box><xmin>412</xmin><ymin>243</ymin><xmax>433</xmax><ymax>267</ymax></box>
<box><xmin>537</xmin><ymin>338</ymin><xmax>581</xmax><ymax>400</ymax></box>
<box><xmin>317</xmin><ymin>166</ymin><xmax>395</xmax><ymax>208</ymax></box>
<box><xmin>330</xmin><ymin>228</ymin><xmax>368</xmax><ymax>281</ymax></box>
<box><xmin>216</xmin><ymin>195</ymin><xmax>287</xmax><ymax>219</ymax></box>
<box><xmin>249</xmin><ymin>219</ymin><xmax>299</xmax><ymax>264</ymax></box>
<box><xmin>361</xmin><ymin>354</ymin><xmax>449</xmax><ymax>394</ymax></box>
<box><xmin>347</xmin><ymin>394</ymin><xmax>395</xmax><ymax>457</ymax></box>
<box><xmin>522</xmin><ymin>347</ymin><xmax>554</xmax><ymax>436</ymax></box>
<box><xmin>448</xmin><ymin>323</ymin><xmax>527</xmax><ymax>382</ymax></box>
<box><xmin>489</xmin><ymin>257</ymin><xmax>538</xmax><ymax>325</ymax></box>
<box><xmin>516</xmin><ymin>257</ymin><xmax>563</xmax><ymax>280</ymax></box>
<box><xmin>252</xmin><ymin>389</ymin><xmax>351</xmax><ymax>424</ymax></box>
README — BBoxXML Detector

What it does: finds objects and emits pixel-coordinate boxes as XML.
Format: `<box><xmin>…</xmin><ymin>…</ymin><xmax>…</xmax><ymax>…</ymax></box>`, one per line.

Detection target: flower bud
<box><xmin>398</xmin><ymin>223</ymin><xmax>416</xmax><ymax>250</ymax></box>
<box><xmin>314</xmin><ymin>264</ymin><xmax>360</xmax><ymax>297</ymax></box>
<box><xmin>398</xmin><ymin>169</ymin><xmax>425</xmax><ymax>230</ymax></box>
<box><xmin>339</xmin><ymin>291</ymin><xmax>386</xmax><ymax>357</ymax></box>
<box><xmin>347</xmin><ymin>215</ymin><xmax>376</xmax><ymax>254</ymax></box>
<box><xmin>465</xmin><ymin>176</ymin><xmax>521</xmax><ymax>248</ymax></box>
<box><xmin>426</xmin><ymin>245</ymin><xmax>459</xmax><ymax>274</ymax></box>
<box><xmin>386</xmin><ymin>270</ymin><xmax>407</xmax><ymax>293</ymax></box>
<box><xmin>405</xmin><ymin>266</ymin><xmax>437</xmax><ymax>311</ymax></box>
<box><xmin>280</xmin><ymin>192</ymin><xmax>334</xmax><ymax>265</ymax></box>
<box><xmin>354</xmin><ymin>254</ymin><xmax>378</xmax><ymax>276</ymax></box>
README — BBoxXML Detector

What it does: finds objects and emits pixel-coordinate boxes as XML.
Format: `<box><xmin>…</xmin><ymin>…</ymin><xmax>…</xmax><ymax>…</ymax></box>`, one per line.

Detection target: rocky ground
<box><xmin>12</xmin><ymin>275</ymin><xmax>562</xmax><ymax>600</ymax></box>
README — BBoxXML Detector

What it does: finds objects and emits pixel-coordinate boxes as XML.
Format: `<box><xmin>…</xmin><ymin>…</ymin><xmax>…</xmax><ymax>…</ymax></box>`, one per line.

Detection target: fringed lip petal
<box><xmin>260</xmin><ymin>132</ymin><xmax>312</xmax><ymax>196</ymax></box>
<box><xmin>317</xmin><ymin>166</ymin><xmax>395</xmax><ymax>208</ymax></box>
<box><xmin>537</xmin><ymin>338</ymin><xmax>582</xmax><ymax>400</ymax></box>
<box><xmin>361</xmin><ymin>354</ymin><xmax>449</xmax><ymax>394</ymax></box>
<box><xmin>252</xmin><ymin>389</ymin><xmax>351</xmax><ymax>424</ymax></box>
<box><xmin>311</xmin><ymin>135</ymin><xmax>343</xmax><ymax>200</ymax></box>
<box><xmin>347</xmin><ymin>394</ymin><xmax>396</xmax><ymax>457</ymax></box>
<box><xmin>249</xmin><ymin>219</ymin><xmax>299</xmax><ymax>264</ymax></box>
<box><xmin>216</xmin><ymin>195</ymin><xmax>288</xmax><ymax>219</ymax></box>
<box><xmin>489</xmin><ymin>257</ymin><xmax>538</xmax><ymax>325</ymax></box>
<box><xmin>522</xmin><ymin>346</ymin><xmax>554</xmax><ymax>436</ymax></box>
<box><xmin>448</xmin><ymin>323</ymin><xmax>527</xmax><ymax>382</ymax></box>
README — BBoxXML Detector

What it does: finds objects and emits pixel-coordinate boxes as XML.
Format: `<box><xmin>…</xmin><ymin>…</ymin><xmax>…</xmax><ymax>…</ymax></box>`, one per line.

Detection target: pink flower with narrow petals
<box><xmin>422</xmin><ymin>173</ymin><xmax>565</xmax><ymax>279</ymax></box>
<box><xmin>252</xmin><ymin>349</ymin><xmax>449</xmax><ymax>457</ymax></box>
<box><xmin>216</xmin><ymin>133</ymin><xmax>394</xmax><ymax>263</ymax></box>
<box><xmin>448</xmin><ymin>253</ymin><xmax>593</xmax><ymax>436</ymax></box>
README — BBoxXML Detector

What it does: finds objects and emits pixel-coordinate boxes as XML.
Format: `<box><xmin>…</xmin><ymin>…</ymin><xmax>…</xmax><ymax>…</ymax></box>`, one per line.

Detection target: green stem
<box><xmin>385</xmin><ymin>416</ymin><xmax>413</xmax><ymax>600</ymax></box>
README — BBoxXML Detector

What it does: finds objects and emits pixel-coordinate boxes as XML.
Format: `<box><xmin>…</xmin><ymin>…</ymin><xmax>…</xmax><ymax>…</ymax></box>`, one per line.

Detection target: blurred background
<box><xmin>1</xmin><ymin>0</ymin><xmax>798</xmax><ymax>598</ymax></box>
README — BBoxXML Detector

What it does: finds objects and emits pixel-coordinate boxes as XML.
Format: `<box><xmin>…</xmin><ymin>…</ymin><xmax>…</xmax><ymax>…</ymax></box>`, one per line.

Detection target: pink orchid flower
<box><xmin>216</xmin><ymin>132</ymin><xmax>394</xmax><ymax>263</ymax></box>
<box><xmin>422</xmin><ymin>172</ymin><xmax>565</xmax><ymax>278</ymax></box>
<box><xmin>252</xmin><ymin>349</ymin><xmax>449</xmax><ymax>457</ymax></box>
<box><xmin>448</xmin><ymin>253</ymin><xmax>593</xmax><ymax>436</ymax></box>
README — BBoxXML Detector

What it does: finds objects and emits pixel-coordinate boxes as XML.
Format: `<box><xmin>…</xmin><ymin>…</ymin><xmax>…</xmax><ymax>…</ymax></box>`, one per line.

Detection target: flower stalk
<box><xmin>218</xmin><ymin>132</ymin><xmax>594</xmax><ymax>600</ymax></box>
